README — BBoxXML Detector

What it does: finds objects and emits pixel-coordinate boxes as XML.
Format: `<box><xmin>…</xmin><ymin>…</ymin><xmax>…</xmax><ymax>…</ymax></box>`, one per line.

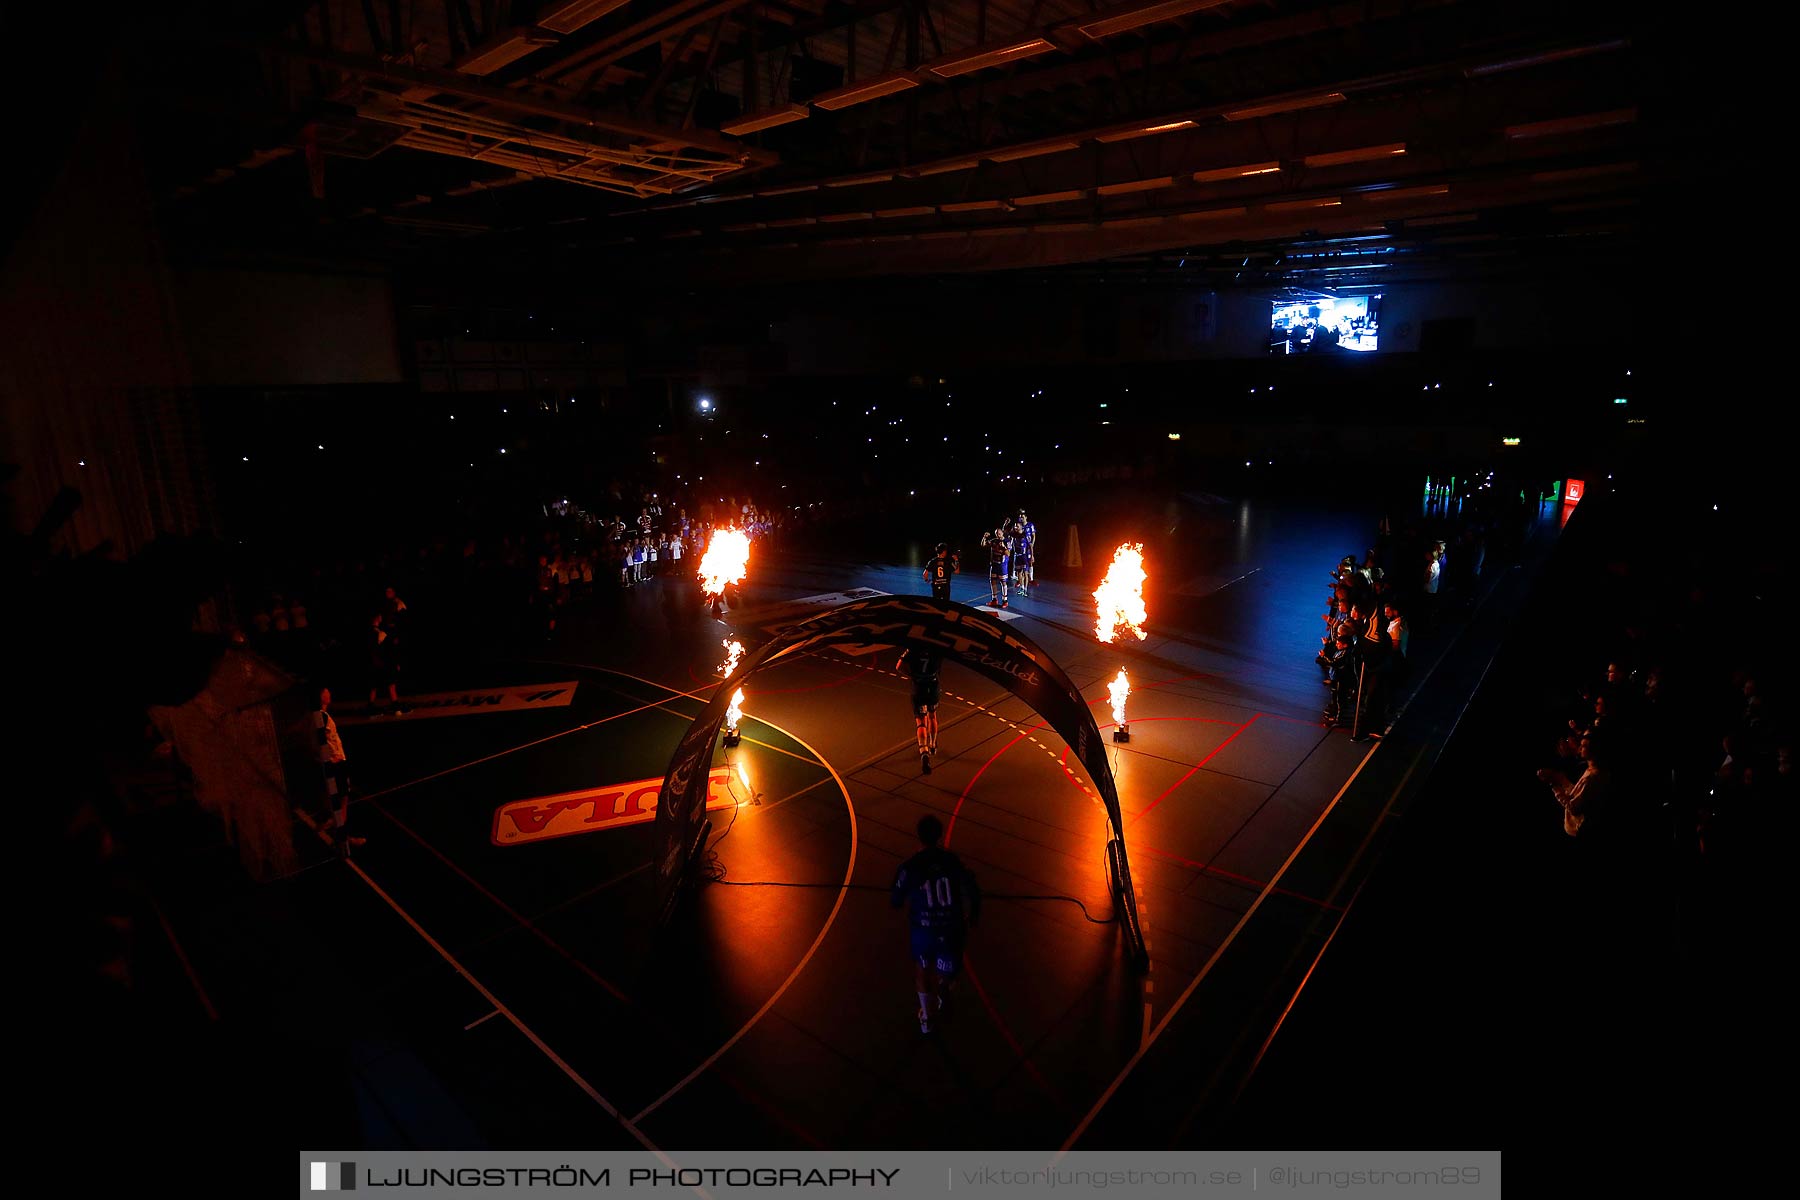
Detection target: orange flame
<box><xmin>720</xmin><ymin>639</ymin><xmax>744</xmax><ymax>678</ymax></box>
<box><xmin>1109</xmin><ymin>668</ymin><xmax>1131</xmax><ymax>728</ymax></box>
<box><xmin>1093</xmin><ymin>543</ymin><xmax>1148</xmax><ymax>643</ymax></box>
<box><xmin>699</xmin><ymin>527</ymin><xmax>751</xmax><ymax>596</ymax></box>
<box><xmin>726</xmin><ymin>687</ymin><xmax>745</xmax><ymax>732</ymax></box>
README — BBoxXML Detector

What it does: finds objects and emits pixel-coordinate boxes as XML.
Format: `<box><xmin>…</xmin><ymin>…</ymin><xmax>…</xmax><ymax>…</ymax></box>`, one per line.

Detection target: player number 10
<box><xmin>919</xmin><ymin>877</ymin><xmax>953</xmax><ymax>907</ymax></box>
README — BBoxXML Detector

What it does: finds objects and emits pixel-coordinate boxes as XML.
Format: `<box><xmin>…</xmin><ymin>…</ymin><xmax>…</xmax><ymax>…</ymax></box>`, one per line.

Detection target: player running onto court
<box><xmin>899</xmin><ymin>646</ymin><xmax>944</xmax><ymax>773</ymax></box>
<box><xmin>891</xmin><ymin>814</ymin><xmax>980</xmax><ymax>1033</ymax></box>
<box><xmin>923</xmin><ymin>542</ymin><xmax>958</xmax><ymax>601</ymax></box>
<box><xmin>980</xmin><ymin>524</ymin><xmax>1011</xmax><ymax>608</ymax></box>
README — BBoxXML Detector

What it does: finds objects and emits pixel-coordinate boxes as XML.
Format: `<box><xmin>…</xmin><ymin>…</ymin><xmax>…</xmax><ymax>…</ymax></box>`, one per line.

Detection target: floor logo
<box><xmin>308</xmin><ymin>1162</ymin><xmax>356</xmax><ymax>1191</ymax></box>
<box><xmin>493</xmin><ymin>767</ymin><xmax>739</xmax><ymax>846</ymax></box>
<box><xmin>729</xmin><ymin>590</ymin><xmax>892</xmax><ymax>638</ymax></box>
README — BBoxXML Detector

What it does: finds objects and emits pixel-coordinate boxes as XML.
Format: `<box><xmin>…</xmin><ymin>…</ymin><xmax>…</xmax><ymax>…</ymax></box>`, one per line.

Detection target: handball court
<box><xmin>195</xmin><ymin>503</ymin><xmax>1547</xmax><ymax>1151</ymax></box>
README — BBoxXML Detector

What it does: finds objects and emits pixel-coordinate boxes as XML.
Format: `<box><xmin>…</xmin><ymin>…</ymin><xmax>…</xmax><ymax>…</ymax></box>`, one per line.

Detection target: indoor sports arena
<box><xmin>5</xmin><ymin>0</ymin><xmax>1773</xmax><ymax>1188</ymax></box>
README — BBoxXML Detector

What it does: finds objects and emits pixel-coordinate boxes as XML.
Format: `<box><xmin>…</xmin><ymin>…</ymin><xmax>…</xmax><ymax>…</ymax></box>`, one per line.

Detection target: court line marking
<box><xmin>963</xmin><ymin>961</ymin><xmax>1065</xmax><ymax>1105</ymax></box>
<box><xmin>1129</xmin><ymin>714</ymin><xmax>1262</xmax><ymax>822</ymax></box>
<box><xmin>1136</xmin><ymin>845</ymin><xmax>1346</xmax><ymax>913</ymax></box>
<box><xmin>943</xmin><ymin>762</ymin><xmax>1075</xmax><ymax>1110</ymax></box>
<box><xmin>532</xmin><ymin>659</ymin><xmax>850</xmax><ymax>771</ymax></box>
<box><xmin>368</xmin><ymin>801</ymin><xmax>632</xmax><ymax>1003</ymax></box>
<box><xmin>332</xmin><ymin>661</ymin><xmax>850</xmax><ymax>1149</ymax></box>
<box><xmin>1056</xmin><ymin>737</ymin><xmax>1381</xmax><ymax>1154</ymax></box>
<box><xmin>1191</xmin><ymin>570</ymin><xmax>1529</xmax><ymax>1126</ymax></box>
<box><xmin>595</xmin><ymin>667</ymin><xmax>860</xmax><ymax>1128</ymax></box>
<box><xmin>341</xmin><ymin>855</ymin><xmax>668</xmax><ymax>1157</ymax></box>
<box><xmin>148</xmin><ymin>892</ymin><xmax>220</xmax><ymax>1021</ymax></box>
<box><xmin>560</xmin><ymin>657</ymin><xmax>1326</xmax><ymax>1136</ymax></box>
<box><xmin>350</xmin><ymin>692</ymin><xmax>691</xmax><ymax>806</ymax></box>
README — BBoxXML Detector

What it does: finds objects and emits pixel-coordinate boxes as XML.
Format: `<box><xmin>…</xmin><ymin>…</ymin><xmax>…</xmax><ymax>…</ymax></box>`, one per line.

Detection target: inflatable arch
<box><xmin>652</xmin><ymin>595</ymin><xmax>1148</xmax><ymax>970</ymax></box>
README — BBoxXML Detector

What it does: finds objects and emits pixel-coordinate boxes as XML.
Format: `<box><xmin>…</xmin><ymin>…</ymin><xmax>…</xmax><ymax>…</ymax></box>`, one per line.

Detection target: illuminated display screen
<box><xmin>1270</xmin><ymin>293</ymin><xmax>1381</xmax><ymax>354</ymax></box>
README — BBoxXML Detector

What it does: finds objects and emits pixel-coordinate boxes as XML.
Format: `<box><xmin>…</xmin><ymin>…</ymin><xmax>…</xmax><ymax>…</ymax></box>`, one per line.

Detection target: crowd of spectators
<box><xmin>1520</xmin><ymin>499</ymin><xmax>1791</xmax><ymax>972</ymax></box>
<box><xmin>1314</xmin><ymin>477</ymin><xmax>1533</xmax><ymax>738</ymax></box>
<box><xmin>1534</xmin><ymin>617</ymin><xmax>1792</xmax><ymax>866</ymax></box>
<box><xmin>229</xmin><ymin>485</ymin><xmax>786</xmax><ymax>707</ymax></box>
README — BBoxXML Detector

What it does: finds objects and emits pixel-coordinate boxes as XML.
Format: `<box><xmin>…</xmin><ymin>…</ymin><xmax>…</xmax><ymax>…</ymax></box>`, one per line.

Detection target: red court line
<box><xmin>944</xmin><ymin>721</ymin><xmax>1050</xmax><ymax>845</ymax></box>
<box><xmin>909</xmin><ymin>675</ymin><xmax>1253</xmax><ymax>1110</ymax></box>
<box><xmin>963</xmin><ymin>962</ymin><xmax>1064</xmax><ymax>1106</ymax></box>
<box><xmin>1131</xmin><ymin>714</ymin><xmax>1262</xmax><ymax>821</ymax></box>
<box><xmin>943</xmin><ymin>763</ymin><xmax>1065</xmax><ymax>1110</ymax></box>
<box><xmin>1136</xmin><ymin>844</ymin><xmax>1345</xmax><ymax>913</ymax></box>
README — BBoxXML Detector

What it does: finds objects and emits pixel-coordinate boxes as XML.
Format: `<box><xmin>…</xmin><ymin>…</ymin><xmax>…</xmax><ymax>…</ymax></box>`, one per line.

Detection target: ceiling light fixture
<box><xmin>1465</xmin><ymin>38</ymin><xmax>1630</xmax><ymax>77</ymax></box>
<box><xmin>825</xmin><ymin>171</ymin><xmax>897</xmax><ymax>187</ymax></box>
<box><xmin>1192</xmin><ymin>161</ymin><xmax>1281</xmax><ymax>182</ymax></box>
<box><xmin>536</xmin><ymin>0</ymin><xmax>631</xmax><ymax>34</ymax></box>
<box><xmin>907</xmin><ymin>155</ymin><xmax>984</xmax><ymax>177</ymax></box>
<box><xmin>924</xmin><ymin>38</ymin><xmax>1056</xmax><ymax>78</ymax></box>
<box><xmin>1075</xmin><ymin>0</ymin><xmax>1234</xmax><ymax>40</ymax></box>
<box><xmin>1095</xmin><ymin>119</ymin><xmax>1196</xmax><ymax>143</ymax></box>
<box><xmin>454</xmin><ymin>29</ymin><xmax>560</xmax><ymax>75</ymax></box>
<box><xmin>1302</xmin><ymin>142</ymin><xmax>1407</xmax><ymax>167</ymax></box>
<box><xmin>811</xmin><ymin>71</ymin><xmax>920</xmax><ymax>110</ymax></box>
<box><xmin>1266</xmin><ymin>196</ymin><xmax>1344</xmax><ymax>211</ymax></box>
<box><xmin>1096</xmin><ymin>176</ymin><xmax>1175</xmax><ymax>196</ymax></box>
<box><xmin>1366</xmin><ymin>184</ymin><xmax>1450</xmax><ymax>201</ymax></box>
<box><xmin>987</xmin><ymin>140</ymin><xmax>1081</xmax><ymax>163</ymax></box>
<box><xmin>1504</xmin><ymin>108</ymin><xmax>1638</xmax><ymax>139</ymax></box>
<box><xmin>1223</xmin><ymin>92</ymin><xmax>1346</xmax><ymax>121</ymax></box>
<box><xmin>721</xmin><ymin>104</ymin><xmax>812</xmax><ymax>136</ymax></box>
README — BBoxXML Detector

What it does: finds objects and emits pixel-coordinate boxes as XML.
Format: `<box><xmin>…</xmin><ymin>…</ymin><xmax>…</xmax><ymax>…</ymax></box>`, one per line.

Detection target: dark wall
<box><xmin>176</xmin><ymin>263</ymin><xmax>404</xmax><ymax>387</ymax></box>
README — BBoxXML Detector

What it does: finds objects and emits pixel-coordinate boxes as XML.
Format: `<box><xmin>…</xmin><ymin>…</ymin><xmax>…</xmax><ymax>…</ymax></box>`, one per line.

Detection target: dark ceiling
<box><xmin>96</xmin><ymin>1</ymin><xmax>1703</xmax><ymax>291</ymax></box>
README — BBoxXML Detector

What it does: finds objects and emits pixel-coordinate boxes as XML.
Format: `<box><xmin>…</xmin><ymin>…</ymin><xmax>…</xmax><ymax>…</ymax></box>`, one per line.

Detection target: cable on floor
<box><xmin>707</xmin><ymin>878</ymin><xmax>1116</xmax><ymax>924</ymax></box>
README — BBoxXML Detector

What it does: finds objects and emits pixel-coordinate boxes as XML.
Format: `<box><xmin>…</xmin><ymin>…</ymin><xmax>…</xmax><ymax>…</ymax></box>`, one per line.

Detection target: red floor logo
<box><xmin>492</xmin><ymin>768</ymin><xmax>738</xmax><ymax>846</ymax></box>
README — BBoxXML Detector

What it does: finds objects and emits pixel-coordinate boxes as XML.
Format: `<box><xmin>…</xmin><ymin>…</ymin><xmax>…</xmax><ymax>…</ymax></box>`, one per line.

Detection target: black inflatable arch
<box><xmin>653</xmin><ymin>596</ymin><xmax>1148</xmax><ymax>970</ymax></box>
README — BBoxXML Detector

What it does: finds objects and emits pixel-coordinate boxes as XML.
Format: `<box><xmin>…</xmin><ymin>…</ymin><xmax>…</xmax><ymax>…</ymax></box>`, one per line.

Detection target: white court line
<box><xmin>1056</xmin><ymin>738</ymin><xmax>1382</xmax><ymax>1154</ymax></box>
<box><xmin>342</xmin><ymin>857</ymin><xmax>670</xmax><ymax>1158</ymax></box>
<box><xmin>579</xmin><ymin>667</ymin><xmax>861</xmax><ymax>1129</ymax></box>
<box><xmin>351</xmin><ymin>692</ymin><xmax>687</xmax><ymax>806</ymax></box>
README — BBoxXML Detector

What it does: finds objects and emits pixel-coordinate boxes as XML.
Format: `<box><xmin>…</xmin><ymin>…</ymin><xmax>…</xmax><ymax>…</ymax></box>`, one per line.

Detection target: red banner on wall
<box><xmin>492</xmin><ymin>767</ymin><xmax>738</xmax><ymax>847</ymax></box>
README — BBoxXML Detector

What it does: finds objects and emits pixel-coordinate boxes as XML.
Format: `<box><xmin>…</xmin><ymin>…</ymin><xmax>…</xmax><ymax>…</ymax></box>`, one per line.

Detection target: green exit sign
<box><xmin>1614</xmin><ymin>397</ymin><xmax>1628</xmax><ymax>404</ymax></box>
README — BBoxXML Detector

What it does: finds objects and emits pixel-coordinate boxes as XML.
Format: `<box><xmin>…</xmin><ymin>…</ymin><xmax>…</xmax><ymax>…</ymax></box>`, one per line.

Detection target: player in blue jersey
<box><xmin>890</xmin><ymin>814</ymin><xmax>981</xmax><ymax>1033</ymax></box>
<box><xmin>923</xmin><ymin>543</ymin><xmax>958</xmax><ymax>601</ymax></box>
<box><xmin>1011</xmin><ymin>509</ymin><xmax>1037</xmax><ymax>594</ymax></box>
<box><xmin>980</xmin><ymin>524</ymin><xmax>1011</xmax><ymax>608</ymax></box>
<box><xmin>898</xmin><ymin>646</ymin><xmax>944</xmax><ymax>773</ymax></box>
